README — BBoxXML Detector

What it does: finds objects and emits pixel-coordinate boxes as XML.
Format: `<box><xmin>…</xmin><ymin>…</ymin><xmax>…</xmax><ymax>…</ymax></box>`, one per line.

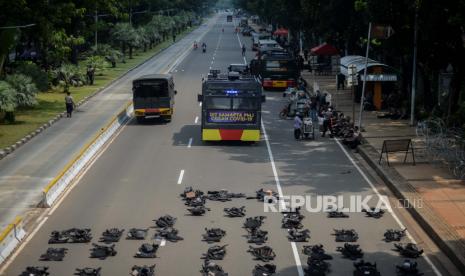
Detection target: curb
<box><xmin>0</xmin><ymin>26</ymin><xmax>195</xmax><ymax>162</ymax></box>
<box><xmin>357</xmin><ymin>141</ymin><xmax>465</xmax><ymax>271</ymax></box>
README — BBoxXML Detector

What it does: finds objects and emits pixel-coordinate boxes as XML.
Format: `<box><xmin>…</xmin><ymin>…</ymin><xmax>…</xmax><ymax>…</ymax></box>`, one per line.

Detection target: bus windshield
<box><xmin>205</xmin><ymin>97</ymin><xmax>230</xmax><ymax>109</ymax></box>
<box><xmin>134</xmin><ymin>81</ymin><xmax>168</xmax><ymax>98</ymax></box>
<box><xmin>232</xmin><ymin>97</ymin><xmax>258</xmax><ymax>110</ymax></box>
<box><xmin>205</xmin><ymin>96</ymin><xmax>259</xmax><ymax>111</ymax></box>
<box><xmin>265</xmin><ymin>60</ymin><xmax>291</xmax><ymax>72</ymax></box>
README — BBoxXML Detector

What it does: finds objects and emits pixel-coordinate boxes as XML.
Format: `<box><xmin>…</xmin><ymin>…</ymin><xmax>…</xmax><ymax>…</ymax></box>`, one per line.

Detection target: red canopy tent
<box><xmin>273</xmin><ymin>28</ymin><xmax>288</xmax><ymax>36</ymax></box>
<box><xmin>310</xmin><ymin>43</ymin><xmax>339</xmax><ymax>56</ymax></box>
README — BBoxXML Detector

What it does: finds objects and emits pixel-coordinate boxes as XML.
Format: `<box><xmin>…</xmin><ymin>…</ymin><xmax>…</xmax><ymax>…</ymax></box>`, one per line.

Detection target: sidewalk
<box><xmin>302</xmin><ymin>72</ymin><xmax>465</xmax><ymax>271</ymax></box>
<box><xmin>0</xmin><ymin>18</ymin><xmax>215</xmax><ymax>233</ymax></box>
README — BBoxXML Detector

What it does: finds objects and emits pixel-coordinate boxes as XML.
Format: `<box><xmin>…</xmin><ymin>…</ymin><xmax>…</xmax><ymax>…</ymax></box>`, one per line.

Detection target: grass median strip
<box><xmin>0</xmin><ymin>27</ymin><xmax>194</xmax><ymax>149</ymax></box>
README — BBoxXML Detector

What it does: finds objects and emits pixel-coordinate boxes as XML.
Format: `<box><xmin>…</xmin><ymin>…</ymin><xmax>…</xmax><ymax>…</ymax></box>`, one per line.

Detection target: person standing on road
<box><xmin>321</xmin><ymin>108</ymin><xmax>333</xmax><ymax>137</ymax></box>
<box><xmin>294</xmin><ymin>113</ymin><xmax>303</xmax><ymax>140</ymax></box>
<box><xmin>242</xmin><ymin>44</ymin><xmax>246</xmax><ymax>56</ymax></box>
<box><xmin>172</xmin><ymin>33</ymin><xmax>176</xmax><ymax>42</ymax></box>
<box><xmin>65</xmin><ymin>92</ymin><xmax>75</xmax><ymax>118</ymax></box>
<box><xmin>309</xmin><ymin>97</ymin><xmax>318</xmax><ymax>122</ymax></box>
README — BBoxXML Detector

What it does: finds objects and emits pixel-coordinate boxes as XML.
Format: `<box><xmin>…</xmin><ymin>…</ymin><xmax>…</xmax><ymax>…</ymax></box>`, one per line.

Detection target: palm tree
<box><xmin>5</xmin><ymin>74</ymin><xmax>38</xmax><ymax>107</ymax></box>
<box><xmin>52</xmin><ymin>63</ymin><xmax>82</xmax><ymax>93</ymax></box>
<box><xmin>111</xmin><ymin>23</ymin><xmax>138</xmax><ymax>59</ymax></box>
<box><xmin>146</xmin><ymin>20</ymin><xmax>161</xmax><ymax>49</ymax></box>
<box><xmin>89</xmin><ymin>44</ymin><xmax>122</xmax><ymax>68</ymax></box>
<box><xmin>137</xmin><ymin>26</ymin><xmax>151</xmax><ymax>52</ymax></box>
<box><xmin>0</xmin><ymin>81</ymin><xmax>18</xmax><ymax>123</ymax></box>
<box><xmin>85</xmin><ymin>56</ymin><xmax>109</xmax><ymax>75</ymax></box>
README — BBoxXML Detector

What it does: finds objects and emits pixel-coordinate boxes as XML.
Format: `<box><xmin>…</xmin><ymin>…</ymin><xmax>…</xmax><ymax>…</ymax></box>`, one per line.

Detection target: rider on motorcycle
<box><xmin>202</xmin><ymin>42</ymin><xmax>207</xmax><ymax>52</ymax></box>
<box><xmin>193</xmin><ymin>41</ymin><xmax>198</xmax><ymax>49</ymax></box>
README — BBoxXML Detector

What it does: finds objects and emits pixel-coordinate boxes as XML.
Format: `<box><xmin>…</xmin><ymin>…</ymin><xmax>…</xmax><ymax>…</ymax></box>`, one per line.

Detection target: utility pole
<box><xmin>358</xmin><ymin>22</ymin><xmax>372</xmax><ymax>129</ymax></box>
<box><xmin>410</xmin><ymin>5</ymin><xmax>419</xmax><ymax>126</ymax></box>
<box><xmin>90</xmin><ymin>10</ymin><xmax>110</xmax><ymax>49</ymax></box>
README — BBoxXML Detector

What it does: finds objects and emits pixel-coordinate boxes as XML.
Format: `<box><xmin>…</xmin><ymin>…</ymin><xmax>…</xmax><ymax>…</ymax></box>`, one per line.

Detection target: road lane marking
<box><xmin>0</xmin><ymin>216</ymin><xmax>48</xmax><ymax>274</ymax></box>
<box><xmin>261</xmin><ymin>120</ymin><xmax>304</xmax><ymax>276</ymax></box>
<box><xmin>177</xmin><ymin>170</ymin><xmax>185</xmax><ymax>185</ymax></box>
<box><xmin>334</xmin><ymin>139</ymin><xmax>442</xmax><ymax>276</ymax></box>
<box><xmin>188</xmin><ymin>138</ymin><xmax>193</xmax><ymax>148</ymax></box>
<box><xmin>195</xmin><ymin>116</ymin><xmax>199</xmax><ymax>124</ymax></box>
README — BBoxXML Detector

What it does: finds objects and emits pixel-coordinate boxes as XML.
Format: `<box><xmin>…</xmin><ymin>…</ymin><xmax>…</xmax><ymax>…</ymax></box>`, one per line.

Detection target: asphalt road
<box><xmin>0</xmin><ymin>16</ymin><xmax>215</xmax><ymax>231</ymax></box>
<box><xmin>2</xmin><ymin>14</ymin><xmax>458</xmax><ymax>276</ymax></box>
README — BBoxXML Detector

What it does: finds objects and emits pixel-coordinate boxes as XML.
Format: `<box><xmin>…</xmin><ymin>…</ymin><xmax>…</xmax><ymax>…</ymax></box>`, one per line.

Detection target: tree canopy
<box><xmin>235</xmin><ymin>0</ymin><xmax>465</xmax><ymax>123</ymax></box>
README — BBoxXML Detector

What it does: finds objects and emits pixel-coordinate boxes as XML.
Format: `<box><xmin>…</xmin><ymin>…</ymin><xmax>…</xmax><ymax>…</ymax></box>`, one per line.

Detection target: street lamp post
<box><xmin>410</xmin><ymin>5</ymin><xmax>419</xmax><ymax>126</ymax></box>
<box><xmin>358</xmin><ymin>22</ymin><xmax>372</xmax><ymax>129</ymax></box>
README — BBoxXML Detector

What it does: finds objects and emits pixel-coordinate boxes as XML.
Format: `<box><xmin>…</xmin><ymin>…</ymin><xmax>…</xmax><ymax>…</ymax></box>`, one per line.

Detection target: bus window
<box><xmin>232</xmin><ymin>98</ymin><xmax>258</xmax><ymax>110</ymax></box>
<box><xmin>205</xmin><ymin>97</ymin><xmax>231</xmax><ymax>109</ymax></box>
<box><xmin>265</xmin><ymin>60</ymin><xmax>288</xmax><ymax>72</ymax></box>
<box><xmin>134</xmin><ymin>81</ymin><xmax>169</xmax><ymax>98</ymax></box>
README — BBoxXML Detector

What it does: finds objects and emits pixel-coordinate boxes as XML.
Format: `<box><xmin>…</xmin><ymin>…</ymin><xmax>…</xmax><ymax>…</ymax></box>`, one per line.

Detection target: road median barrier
<box><xmin>42</xmin><ymin>101</ymin><xmax>133</xmax><ymax>208</ymax></box>
<box><xmin>0</xmin><ymin>217</ymin><xmax>25</xmax><ymax>264</ymax></box>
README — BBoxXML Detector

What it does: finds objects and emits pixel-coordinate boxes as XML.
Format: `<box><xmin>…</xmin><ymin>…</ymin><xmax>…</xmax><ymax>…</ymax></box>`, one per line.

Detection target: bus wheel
<box><xmin>164</xmin><ymin>115</ymin><xmax>172</xmax><ymax>122</ymax></box>
<box><xmin>136</xmin><ymin>117</ymin><xmax>145</xmax><ymax>123</ymax></box>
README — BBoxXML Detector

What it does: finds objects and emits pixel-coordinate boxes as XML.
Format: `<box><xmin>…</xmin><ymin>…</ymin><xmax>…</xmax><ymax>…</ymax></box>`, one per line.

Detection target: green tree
<box><xmin>48</xmin><ymin>30</ymin><xmax>85</xmax><ymax>66</ymax></box>
<box><xmin>0</xmin><ymin>29</ymin><xmax>18</xmax><ymax>76</ymax></box>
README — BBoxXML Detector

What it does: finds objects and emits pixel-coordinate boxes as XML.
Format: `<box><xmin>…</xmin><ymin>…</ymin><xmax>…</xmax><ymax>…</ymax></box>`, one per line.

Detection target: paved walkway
<box><xmin>0</xmin><ymin>18</ymin><xmax>217</xmax><ymax>232</ymax></box>
<box><xmin>302</xmin><ymin>71</ymin><xmax>465</xmax><ymax>270</ymax></box>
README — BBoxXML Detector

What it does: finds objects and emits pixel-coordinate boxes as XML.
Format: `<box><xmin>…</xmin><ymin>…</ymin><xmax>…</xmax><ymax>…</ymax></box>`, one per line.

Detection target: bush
<box><xmin>5</xmin><ymin>74</ymin><xmax>38</xmax><ymax>107</ymax></box>
<box><xmin>0</xmin><ymin>81</ymin><xmax>17</xmax><ymax>123</ymax></box>
<box><xmin>84</xmin><ymin>55</ymin><xmax>109</xmax><ymax>75</ymax></box>
<box><xmin>88</xmin><ymin>44</ymin><xmax>122</xmax><ymax>68</ymax></box>
<box><xmin>14</xmin><ymin>61</ymin><xmax>49</xmax><ymax>91</ymax></box>
<box><xmin>52</xmin><ymin>63</ymin><xmax>86</xmax><ymax>93</ymax></box>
